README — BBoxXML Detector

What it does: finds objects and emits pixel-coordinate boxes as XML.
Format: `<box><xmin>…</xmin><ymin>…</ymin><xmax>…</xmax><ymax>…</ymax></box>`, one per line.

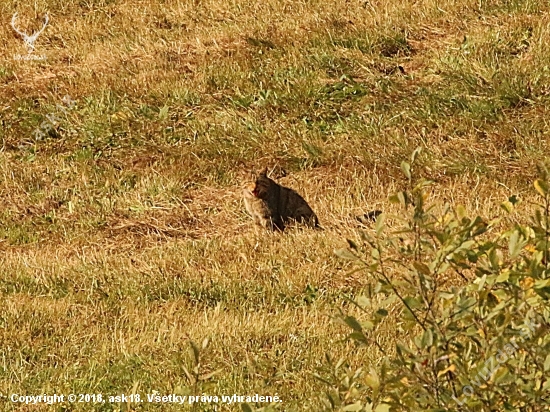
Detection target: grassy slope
<box><xmin>1</xmin><ymin>0</ymin><xmax>549</xmax><ymax>410</ymax></box>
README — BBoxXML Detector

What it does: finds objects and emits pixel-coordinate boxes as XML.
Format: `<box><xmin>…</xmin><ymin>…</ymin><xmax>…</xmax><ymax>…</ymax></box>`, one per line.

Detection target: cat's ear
<box><xmin>259</xmin><ymin>167</ymin><xmax>268</xmax><ymax>177</ymax></box>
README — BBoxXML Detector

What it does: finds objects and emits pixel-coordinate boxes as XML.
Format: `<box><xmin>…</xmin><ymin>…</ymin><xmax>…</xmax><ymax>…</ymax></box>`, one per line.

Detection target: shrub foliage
<box><xmin>322</xmin><ymin>149</ymin><xmax>550</xmax><ymax>411</ymax></box>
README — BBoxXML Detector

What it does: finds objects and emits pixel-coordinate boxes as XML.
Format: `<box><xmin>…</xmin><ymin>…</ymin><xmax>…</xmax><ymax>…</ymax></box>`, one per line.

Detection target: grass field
<box><xmin>1</xmin><ymin>0</ymin><xmax>550</xmax><ymax>410</ymax></box>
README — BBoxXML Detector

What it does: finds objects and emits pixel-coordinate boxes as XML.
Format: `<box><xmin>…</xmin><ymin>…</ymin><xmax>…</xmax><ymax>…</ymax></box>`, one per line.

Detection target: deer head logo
<box><xmin>11</xmin><ymin>13</ymin><xmax>49</xmax><ymax>54</ymax></box>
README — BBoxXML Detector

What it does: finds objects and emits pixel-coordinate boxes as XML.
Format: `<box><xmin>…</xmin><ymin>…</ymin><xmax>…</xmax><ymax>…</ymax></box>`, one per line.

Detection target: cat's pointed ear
<box><xmin>259</xmin><ymin>167</ymin><xmax>268</xmax><ymax>177</ymax></box>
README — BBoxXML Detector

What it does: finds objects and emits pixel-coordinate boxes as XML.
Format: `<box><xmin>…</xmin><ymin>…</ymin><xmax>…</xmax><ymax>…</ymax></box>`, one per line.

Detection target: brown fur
<box><xmin>243</xmin><ymin>168</ymin><xmax>320</xmax><ymax>231</ymax></box>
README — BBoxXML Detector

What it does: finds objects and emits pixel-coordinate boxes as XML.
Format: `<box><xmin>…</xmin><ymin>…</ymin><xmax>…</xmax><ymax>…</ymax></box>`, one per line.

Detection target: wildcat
<box><xmin>243</xmin><ymin>168</ymin><xmax>320</xmax><ymax>231</ymax></box>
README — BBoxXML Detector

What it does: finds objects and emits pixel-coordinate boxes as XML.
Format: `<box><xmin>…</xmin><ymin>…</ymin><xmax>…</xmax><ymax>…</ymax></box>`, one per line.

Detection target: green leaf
<box><xmin>401</xmin><ymin>161</ymin><xmax>411</xmax><ymax>180</ymax></box>
<box><xmin>534</xmin><ymin>179</ymin><xmax>548</xmax><ymax>197</ymax></box>
<box><xmin>335</xmin><ymin>248</ymin><xmax>358</xmax><ymax>260</ymax></box>
<box><xmin>439</xmin><ymin>292</ymin><xmax>455</xmax><ymax>300</ymax></box>
<box><xmin>495</xmin><ymin>271</ymin><xmax>510</xmax><ymax>283</ymax></box>
<box><xmin>375</xmin><ymin>404</ymin><xmax>391</xmax><ymax>412</ymax></box>
<box><xmin>403</xmin><ymin>296</ymin><xmax>422</xmax><ymax>309</ymax></box>
<box><xmin>397</xmin><ymin>191</ymin><xmax>407</xmax><ymax>206</ymax></box>
<box><xmin>500</xmin><ymin>200</ymin><xmax>513</xmax><ymax>213</ymax></box>
<box><xmin>421</xmin><ymin>328</ymin><xmax>434</xmax><ymax>348</ymax></box>
<box><xmin>327</xmin><ymin>390</ymin><xmax>340</xmax><ymax>408</ymax></box>
<box><xmin>397</xmin><ymin>342</ymin><xmax>413</xmax><ymax>355</ymax></box>
<box><xmin>344</xmin><ymin>316</ymin><xmax>363</xmax><ymax>332</ymax></box>
<box><xmin>493</xmin><ymin>367</ymin><xmax>509</xmax><ymax>385</ymax></box>
<box><xmin>364</xmin><ymin>369</ymin><xmax>380</xmax><ymax>390</ymax></box>
<box><xmin>375</xmin><ymin>213</ymin><xmax>385</xmax><ymax>235</ymax></box>
<box><xmin>375</xmin><ymin>308</ymin><xmax>389</xmax><ymax>317</ymax></box>
<box><xmin>413</xmin><ymin>262</ymin><xmax>431</xmax><ymax>276</ymax></box>
<box><xmin>544</xmin><ymin>354</ymin><xmax>550</xmax><ymax>371</ymax></box>
<box><xmin>475</xmin><ymin>274</ymin><xmax>487</xmax><ymax>289</ymax></box>
<box><xmin>343</xmin><ymin>402</ymin><xmax>363</xmax><ymax>411</ymax></box>
<box><xmin>362</xmin><ymin>320</ymin><xmax>375</xmax><ymax>331</ymax></box>
<box><xmin>457</xmin><ymin>204</ymin><xmax>467</xmax><ymax>219</ymax></box>
<box><xmin>535</xmin><ymin>279</ymin><xmax>550</xmax><ymax>289</ymax></box>
<box><xmin>508</xmin><ymin>230</ymin><xmax>526</xmax><ymax>259</ymax></box>
<box><xmin>357</xmin><ymin>295</ymin><xmax>371</xmax><ymax>308</ymax></box>
<box><xmin>241</xmin><ymin>404</ymin><xmax>254</xmax><ymax>412</ymax></box>
<box><xmin>349</xmin><ymin>331</ymin><xmax>368</xmax><ymax>344</ymax></box>
<box><xmin>380</xmin><ymin>294</ymin><xmax>398</xmax><ymax>307</ymax></box>
<box><xmin>489</xmin><ymin>249</ymin><xmax>502</xmax><ymax>269</ymax></box>
<box><xmin>411</xmin><ymin>146</ymin><xmax>422</xmax><ymax>164</ymax></box>
<box><xmin>388</xmin><ymin>194</ymin><xmax>400</xmax><ymax>204</ymax></box>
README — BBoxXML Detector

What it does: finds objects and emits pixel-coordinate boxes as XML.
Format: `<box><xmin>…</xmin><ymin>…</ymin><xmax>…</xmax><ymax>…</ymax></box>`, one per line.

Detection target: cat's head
<box><xmin>251</xmin><ymin>168</ymin><xmax>273</xmax><ymax>199</ymax></box>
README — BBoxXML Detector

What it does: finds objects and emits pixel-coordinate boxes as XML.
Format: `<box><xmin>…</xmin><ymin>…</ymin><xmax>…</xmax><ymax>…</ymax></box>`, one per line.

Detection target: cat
<box><xmin>243</xmin><ymin>168</ymin><xmax>320</xmax><ymax>231</ymax></box>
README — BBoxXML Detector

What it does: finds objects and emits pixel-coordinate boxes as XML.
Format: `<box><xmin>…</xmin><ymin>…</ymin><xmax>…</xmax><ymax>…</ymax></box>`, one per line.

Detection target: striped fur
<box><xmin>243</xmin><ymin>168</ymin><xmax>319</xmax><ymax>231</ymax></box>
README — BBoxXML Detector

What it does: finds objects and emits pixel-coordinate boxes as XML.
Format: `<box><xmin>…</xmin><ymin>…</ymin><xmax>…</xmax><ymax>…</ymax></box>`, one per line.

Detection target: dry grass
<box><xmin>1</xmin><ymin>0</ymin><xmax>550</xmax><ymax>410</ymax></box>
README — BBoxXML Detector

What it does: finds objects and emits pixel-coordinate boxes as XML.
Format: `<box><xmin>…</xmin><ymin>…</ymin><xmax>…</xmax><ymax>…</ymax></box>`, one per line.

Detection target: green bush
<box><xmin>320</xmin><ymin>149</ymin><xmax>550</xmax><ymax>411</ymax></box>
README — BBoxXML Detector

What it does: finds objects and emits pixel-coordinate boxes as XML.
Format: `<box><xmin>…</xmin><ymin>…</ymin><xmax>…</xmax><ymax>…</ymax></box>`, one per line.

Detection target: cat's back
<box><xmin>281</xmin><ymin>186</ymin><xmax>319</xmax><ymax>227</ymax></box>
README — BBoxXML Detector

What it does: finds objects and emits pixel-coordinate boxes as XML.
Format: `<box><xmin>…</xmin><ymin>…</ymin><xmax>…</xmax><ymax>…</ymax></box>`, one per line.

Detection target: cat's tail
<box><xmin>356</xmin><ymin>210</ymin><xmax>383</xmax><ymax>224</ymax></box>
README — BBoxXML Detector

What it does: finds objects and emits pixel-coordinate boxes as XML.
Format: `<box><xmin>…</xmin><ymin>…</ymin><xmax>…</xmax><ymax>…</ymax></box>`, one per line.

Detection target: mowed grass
<box><xmin>1</xmin><ymin>0</ymin><xmax>550</xmax><ymax>410</ymax></box>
